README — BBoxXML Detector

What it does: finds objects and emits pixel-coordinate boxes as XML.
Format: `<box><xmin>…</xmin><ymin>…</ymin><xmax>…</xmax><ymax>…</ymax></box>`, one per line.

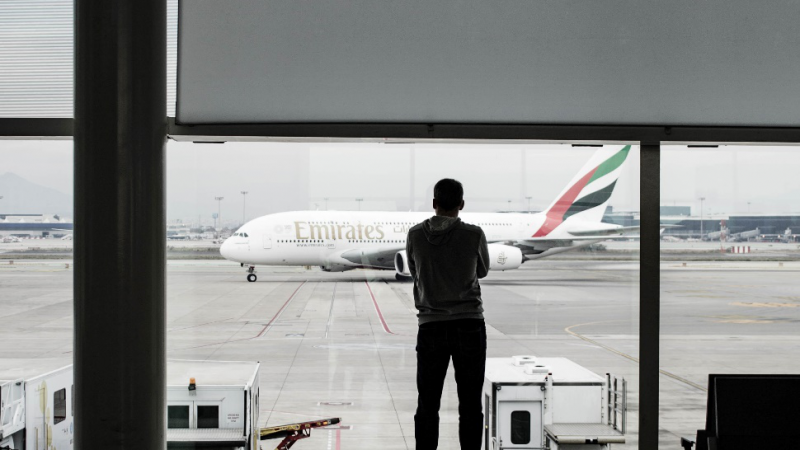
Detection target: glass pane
<box><xmin>660</xmin><ymin>144</ymin><xmax>800</xmax><ymax>447</ymax></box>
<box><xmin>168</xmin><ymin>405</ymin><xmax>190</xmax><ymax>429</ymax></box>
<box><xmin>167</xmin><ymin>141</ymin><xmax>640</xmax><ymax>449</ymax></box>
<box><xmin>0</xmin><ymin>140</ymin><xmax>74</xmax><ymax>376</ymax></box>
<box><xmin>54</xmin><ymin>388</ymin><xmax>67</xmax><ymax>424</ymax></box>
<box><xmin>196</xmin><ymin>405</ymin><xmax>219</xmax><ymax>429</ymax></box>
<box><xmin>510</xmin><ymin>410</ymin><xmax>531</xmax><ymax>444</ymax></box>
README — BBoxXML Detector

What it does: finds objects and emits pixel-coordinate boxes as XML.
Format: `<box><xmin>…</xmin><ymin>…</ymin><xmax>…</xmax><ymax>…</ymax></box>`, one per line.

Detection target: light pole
<box><xmin>747</xmin><ymin>201</ymin><xmax>751</xmax><ymax>213</ymax></box>
<box><xmin>324</xmin><ymin>197</ymin><xmax>329</xmax><ymax>210</ymax></box>
<box><xmin>699</xmin><ymin>197</ymin><xmax>706</xmax><ymax>238</ymax></box>
<box><xmin>240</xmin><ymin>191</ymin><xmax>248</xmax><ymax>225</ymax></box>
<box><xmin>215</xmin><ymin>196</ymin><xmax>224</xmax><ymax>237</ymax></box>
<box><xmin>526</xmin><ymin>196</ymin><xmax>532</xmax><ymax>213</ymax></box>
<box><xmin>356</xmin><ymin>198</ymin><xmax>363</xmax><ymax>211</ymax></box>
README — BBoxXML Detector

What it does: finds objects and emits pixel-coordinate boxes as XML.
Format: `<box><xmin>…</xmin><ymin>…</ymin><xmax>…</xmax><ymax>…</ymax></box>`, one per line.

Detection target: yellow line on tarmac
<box><xmin>565</xmin><ymin>321</ymin><xmax>707</xmax><ymax>392</ymax></box>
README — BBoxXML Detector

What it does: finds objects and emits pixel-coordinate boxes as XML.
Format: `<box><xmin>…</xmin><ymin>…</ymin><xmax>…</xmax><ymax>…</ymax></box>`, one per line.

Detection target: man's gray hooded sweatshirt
<box><xmin>406</xmin><ymin>216</ymin><xmax>490</xmax><ymax>325</ymax></box>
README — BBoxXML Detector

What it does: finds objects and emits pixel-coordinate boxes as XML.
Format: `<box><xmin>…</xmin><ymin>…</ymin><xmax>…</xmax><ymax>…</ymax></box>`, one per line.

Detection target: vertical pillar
<box><xmin>639</xmin><ymin>143</ymin><xmax>660</xmax><ymax>449</ymax></box>
<box><xmin>74</xmin><ymin>0</ymin><xmax>166</xmax><ymax>448</ymax></box>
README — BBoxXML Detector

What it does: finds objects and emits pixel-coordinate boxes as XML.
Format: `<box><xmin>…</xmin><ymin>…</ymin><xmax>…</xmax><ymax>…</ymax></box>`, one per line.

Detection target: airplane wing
<box><xmin>337</xmin><ymin>246</ymin><xmax>405</xmax><ymax>269</ymax></box>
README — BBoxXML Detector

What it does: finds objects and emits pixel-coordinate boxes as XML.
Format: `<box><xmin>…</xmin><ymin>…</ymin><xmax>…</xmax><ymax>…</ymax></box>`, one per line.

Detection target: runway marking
<box><xmin>179</xmin><ymin>281</ymin><xmax>307</xmax><ymax>349</ymax></box>
<box><xmin>365</xmin><ymin>281</ymin><xmax>398</xmax><ymax>335</ymax></box>
<box><xmin>705</xmin><ymin>315</ymin><xmax>782</xmax><ymax>324</ymax></box>
<box><xmin>565</xmin><ymin>321</ymin><xmax>707</xmax><ymax>392</ymax></box>
<box><xmin>325</xmin><ymin>282</ymin><xmax>337</xmax><ymax>339</ymax></box>
<box><xmin>168</xmin><ymin>317</ymin><xmax>234</xmax><ymax>332</ymax></box>
<box><xmin>255</xmin><ymin>281</ymin><xmax>307</xmax><ymax>338</ymax></box>
<box><xmin>731</xmin><ymin>302</ymin><xmax>800</xmax><ymax>308</ymax></box>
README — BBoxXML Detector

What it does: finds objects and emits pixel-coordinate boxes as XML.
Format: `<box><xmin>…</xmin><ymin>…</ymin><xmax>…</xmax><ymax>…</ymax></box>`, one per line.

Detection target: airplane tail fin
<box><xmin>532</xmin><ymin>145</ymin><xmax>631</xmax><ymax>237</ymax></box>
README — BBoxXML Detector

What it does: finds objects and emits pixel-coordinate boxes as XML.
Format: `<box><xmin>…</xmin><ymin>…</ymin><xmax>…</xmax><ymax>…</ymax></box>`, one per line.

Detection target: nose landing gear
<box><xmin>246</xmin><ymin>265</ymin><xmax>257</xmax><ymax>282</ymax></box>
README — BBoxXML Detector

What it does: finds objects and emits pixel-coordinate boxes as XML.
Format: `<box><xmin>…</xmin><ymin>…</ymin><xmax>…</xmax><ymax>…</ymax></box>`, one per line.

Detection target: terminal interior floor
<box><xmin>1</xmin><ymin>259</ymin><xmax>800</xmax><ymax>449</ymax></box>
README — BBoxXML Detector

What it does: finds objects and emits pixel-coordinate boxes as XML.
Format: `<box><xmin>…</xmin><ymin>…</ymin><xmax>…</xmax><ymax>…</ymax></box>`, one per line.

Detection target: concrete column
<box><xmin>639</xmin><ymin>143</ymin><xmax>660</xmax><ymax>449</ymax></box>
<box><xmin>74</xmin><ymin>0</ymin><xmax>166</xmax><ymax>448</ymax></box>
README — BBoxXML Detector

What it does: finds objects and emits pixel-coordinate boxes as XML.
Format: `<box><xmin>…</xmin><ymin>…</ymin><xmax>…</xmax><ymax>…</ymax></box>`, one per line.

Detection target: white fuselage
<box><xmin>220</xmin><ymin>210</ymin><xmax>617</xmax><ymax>269</ymax></box>
<box><xmin>223</xmin><ymin>211</ymin><xmax>540</xmax><ymax>267</ymax></box>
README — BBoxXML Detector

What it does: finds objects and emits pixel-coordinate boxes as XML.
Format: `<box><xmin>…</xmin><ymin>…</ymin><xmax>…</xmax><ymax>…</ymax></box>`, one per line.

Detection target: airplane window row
<box><xmin>277</xmin><ymin>239</ymin><xmax>408</xmax><ymax>243</ymax></box>
<box><xmin>348</xmin><ymin>240</ymin><xmax>404</xmax><ymax>243</ymax></box>
<box><xmin>278</xmin><ymin>240</ymin><xmax>326</xmax><ymax>243</ymax></box>
<box><xmin>233</xmin><ymin>232</ymin><xmax>249</xmax><ymax>237</ymax></box>
<box><xmin>306</xmin><ymin>221</ymin><xmax>417</xmax><ymax>226</ymax></box>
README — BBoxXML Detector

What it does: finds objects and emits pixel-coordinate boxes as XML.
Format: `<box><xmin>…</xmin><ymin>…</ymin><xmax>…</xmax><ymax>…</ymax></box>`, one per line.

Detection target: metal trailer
<box><xmin>166</xmin><ymin>360</ymin><xmax>261</xmax><ymax>450</ymax></box>
<box><xmin>483</xmin><ymin>356</ymin><xmax>626</xmax><ymax>450</ymax></box>
<box><xmin>0</xmin><ymin>365</ymin><xmax>74</xmax><ymax>450</ymax></box>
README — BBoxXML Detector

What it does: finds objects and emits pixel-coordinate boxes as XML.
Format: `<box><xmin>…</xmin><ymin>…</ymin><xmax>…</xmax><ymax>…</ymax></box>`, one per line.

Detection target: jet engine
<box><xmin>394</xmin><ymin>250</ymin><xmax>411</xmax><ymax>277</ymax></box>
<box><xmin>487</xmin><ymin>244</ymin><xmax>523</xmax><ymax>271</ymax></box>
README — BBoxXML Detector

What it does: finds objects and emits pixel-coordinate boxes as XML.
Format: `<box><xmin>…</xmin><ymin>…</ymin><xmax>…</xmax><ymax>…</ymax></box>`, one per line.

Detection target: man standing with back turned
<box><xmin>406</xmin><ymin>178</ymin><xmax>490</xmax><ymax>450</ymax></box>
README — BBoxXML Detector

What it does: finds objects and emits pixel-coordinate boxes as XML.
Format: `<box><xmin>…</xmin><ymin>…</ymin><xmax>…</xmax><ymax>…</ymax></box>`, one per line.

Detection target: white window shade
<box><xmin>177</xmin><ymin>0</ymin><xmax>800</xmax><ymax>127</ymax></box>
<box><xmin>0</xmin><ymin>0</ymin><xmax>178</xmax><ymax>118</ymax></box>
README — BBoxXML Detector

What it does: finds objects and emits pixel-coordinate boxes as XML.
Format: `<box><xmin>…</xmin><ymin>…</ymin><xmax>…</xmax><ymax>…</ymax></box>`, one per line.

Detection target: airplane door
<box><xmin>326</xmin><ymin>238</ymin><xmax>336</xmax><ymax>250</ymax></box>
<box><xmin>263</xmin><ymin>234</ymin><xmax>272</xmax><ymax>249</ymax></box>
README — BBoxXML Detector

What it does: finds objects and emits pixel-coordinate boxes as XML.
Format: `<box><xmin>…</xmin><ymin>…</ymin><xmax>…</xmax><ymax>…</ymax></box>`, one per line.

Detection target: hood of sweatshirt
<box><xmin>422</xmin><ymin>216</ymin><xmax>461</xmax><ymax>245</ymax></box>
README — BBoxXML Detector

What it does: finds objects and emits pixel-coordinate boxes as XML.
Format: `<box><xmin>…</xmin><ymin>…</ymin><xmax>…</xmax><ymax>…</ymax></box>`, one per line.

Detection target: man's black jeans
<box><xmin>415</xmin><ymin>318</ymin><xmax>487</xmax><ymax>450</ymax></box>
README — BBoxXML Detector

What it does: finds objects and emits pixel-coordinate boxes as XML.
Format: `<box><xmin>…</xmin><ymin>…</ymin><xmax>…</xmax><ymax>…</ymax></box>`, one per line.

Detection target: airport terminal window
<box><xmin>0</xmin><ymin>140</ymin><xmax>74</xmax><ymax>417</ymax></box>
<box><xmin>168</xmin><ymin>405</ymin><xmax>190</xmax><ymax>429</ymax></box>
<box><xmin>54</xmin><ymin>388</ymin><xmax>67</xmax><ymax>424</ymax></box>
<box><xmin>659</xmin><ymin>144</ymin><xmax>800</xmax><ymax>447</ymax></box>
<box><xmin>166</xmin><ymin>141</ymin><xmax>639</xmax><ymax>449</ymax></box>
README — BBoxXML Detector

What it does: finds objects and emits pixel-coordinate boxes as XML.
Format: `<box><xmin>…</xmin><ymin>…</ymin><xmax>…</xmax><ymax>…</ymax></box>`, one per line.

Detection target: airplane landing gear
<box><xmin>246</xmin><ymin>265</ymin><xmax>257</xmax><ymax>282</ymax></box>
<box><xmin>395</xmin><ymin>273</ymin><xmax>412</xmax><ymax>282</ymax></box>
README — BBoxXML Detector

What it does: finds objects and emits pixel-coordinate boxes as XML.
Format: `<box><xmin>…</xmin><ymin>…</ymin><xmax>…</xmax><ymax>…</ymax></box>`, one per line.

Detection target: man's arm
<box><xmin>406</xmin><ymin>232</ymin><xmax>416</xmax><ymax>279</ymax></box>
<box><xmin>477</xmin><ymin>230</ymin><xmax>489</xmax><ymax>279</ymax></box>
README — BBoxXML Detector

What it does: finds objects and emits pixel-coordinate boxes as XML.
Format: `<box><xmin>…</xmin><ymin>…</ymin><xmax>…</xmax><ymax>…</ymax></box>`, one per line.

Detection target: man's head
<box><xmin>433</xmin><ymin>178</ymin><xmax>465</xmax><ymax>217</ymax></box>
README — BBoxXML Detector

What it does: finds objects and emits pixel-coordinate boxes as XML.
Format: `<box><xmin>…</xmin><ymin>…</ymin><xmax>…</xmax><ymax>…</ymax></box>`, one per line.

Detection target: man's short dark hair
<box><xmin>434</xmin><ymin>178</ymin><xmax>464</xmax><ymax>211</ymax></box>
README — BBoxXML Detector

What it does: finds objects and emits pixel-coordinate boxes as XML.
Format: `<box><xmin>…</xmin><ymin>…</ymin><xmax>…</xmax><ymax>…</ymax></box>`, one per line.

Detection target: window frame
<box><xmin>5</xmin><ymin>117</ymin><xmax>799</xmax><ymax>450</ymax></box>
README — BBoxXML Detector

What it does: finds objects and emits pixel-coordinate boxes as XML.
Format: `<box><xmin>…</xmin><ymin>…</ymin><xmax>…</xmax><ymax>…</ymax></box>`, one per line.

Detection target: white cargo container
<box><xmin>483</xmin><ymin>356</ymin><xmax>626</xmax><ymax>450</ymax></box>
<box><xmin>0</xmin><ymin>365</ymin><xmax>74</xmax><ymax>450</ymax></box>
<box><xmin>166</xmin><ymin>360</ymin><xmax>260</xmax><ymax>450</ymax></box>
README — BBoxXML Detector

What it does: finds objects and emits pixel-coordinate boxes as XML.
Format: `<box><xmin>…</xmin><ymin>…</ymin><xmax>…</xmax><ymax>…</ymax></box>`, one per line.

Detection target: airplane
<box><xmin>221</xmin><ymin>146</ymin><xmax>638</xmax><ymax>282</ymax></box>
<box><xmin>729</xmin><ymin>228</ymin><xmax>759</xmax><ymax>242</ymax></box>
<box><xmin>759</xmin><ymin>227</ymin><xmax>795</xmax><ymax>243</ymax></box>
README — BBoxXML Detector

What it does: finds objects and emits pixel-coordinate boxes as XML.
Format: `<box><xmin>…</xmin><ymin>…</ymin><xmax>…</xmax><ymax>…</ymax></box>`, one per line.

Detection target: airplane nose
<box><xmin>220</xmin><ymin>239</ymin><xmax>233</xmax><ymax>260</ymax></box>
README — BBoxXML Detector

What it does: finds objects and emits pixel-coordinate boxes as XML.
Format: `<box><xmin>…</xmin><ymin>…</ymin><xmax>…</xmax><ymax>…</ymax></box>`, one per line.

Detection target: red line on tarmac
<box><xmin>365</xmin><ymin>281</ymin><xmax>397</xmax><ymax>335</ymax></box>
<box><xmin>255</xmin><ymin>281</ymin><xmax>306</xmax><ymax>338</ymax></box>
<box><xmin>336</xmin><ymin>428</ymin><xmax>341</xmax><ymax>450</ymax></box>
<box><xmin>180</xmin><ymin>280</ymin><xmax>307</xmax><ymax>349</ymax></box>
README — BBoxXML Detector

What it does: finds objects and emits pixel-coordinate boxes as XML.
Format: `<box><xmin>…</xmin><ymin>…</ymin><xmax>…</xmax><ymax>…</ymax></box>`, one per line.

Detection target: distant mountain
<box><xmin>0</xmin><ymin>173</ymin><xmax>73</xmax><ymax>216</ymax></box>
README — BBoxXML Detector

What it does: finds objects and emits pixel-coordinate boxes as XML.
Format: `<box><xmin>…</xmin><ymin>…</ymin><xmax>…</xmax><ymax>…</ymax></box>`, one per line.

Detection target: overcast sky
<box><xmin>3</xmin><ymin>140</ymin><xmax>800</xmax><ymax>224</ymax></box>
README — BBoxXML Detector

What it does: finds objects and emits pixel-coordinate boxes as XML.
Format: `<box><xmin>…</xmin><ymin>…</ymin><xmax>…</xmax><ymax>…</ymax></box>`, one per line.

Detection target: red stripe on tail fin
<box><xmin>532</xmin><ymin>167</ymin><xmax>597</xmax><ymax>237</ymax></box>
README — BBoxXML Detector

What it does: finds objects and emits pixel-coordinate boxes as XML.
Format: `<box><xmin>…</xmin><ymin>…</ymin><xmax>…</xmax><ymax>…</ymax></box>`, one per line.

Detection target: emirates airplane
<box><xmin>221</xmin><ymin>146</ymin><xmax>636</xmax><ymax>282</ymax></box>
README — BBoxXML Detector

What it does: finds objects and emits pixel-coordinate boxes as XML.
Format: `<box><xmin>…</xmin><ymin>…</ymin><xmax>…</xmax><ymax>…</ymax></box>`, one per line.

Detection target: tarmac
<box><xmin>1</xmin><ymin>257</ymin><xmax>799</xmax><ymax>449</ymax></box>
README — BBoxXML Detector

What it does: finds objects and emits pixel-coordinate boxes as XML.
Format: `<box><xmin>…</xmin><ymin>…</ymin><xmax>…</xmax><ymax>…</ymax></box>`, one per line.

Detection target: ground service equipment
<box><xmin>260</xmin><ymin>418</ymin><xmax>341</xmax><ymax>449</ymax></box>
<box><xmin>483</xmin><ymin>356</ymin><xmax>626</xmax><ymax>450</ymax></box>
<box><xmin>0</xmin><ymin>365</ymin><xmax>73</xmax><ymax>450</ymax></box>
<box><xmin>166</xmin><ymin>360</ymin><xmax>261</xmax><ymax>450</ymax></box>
